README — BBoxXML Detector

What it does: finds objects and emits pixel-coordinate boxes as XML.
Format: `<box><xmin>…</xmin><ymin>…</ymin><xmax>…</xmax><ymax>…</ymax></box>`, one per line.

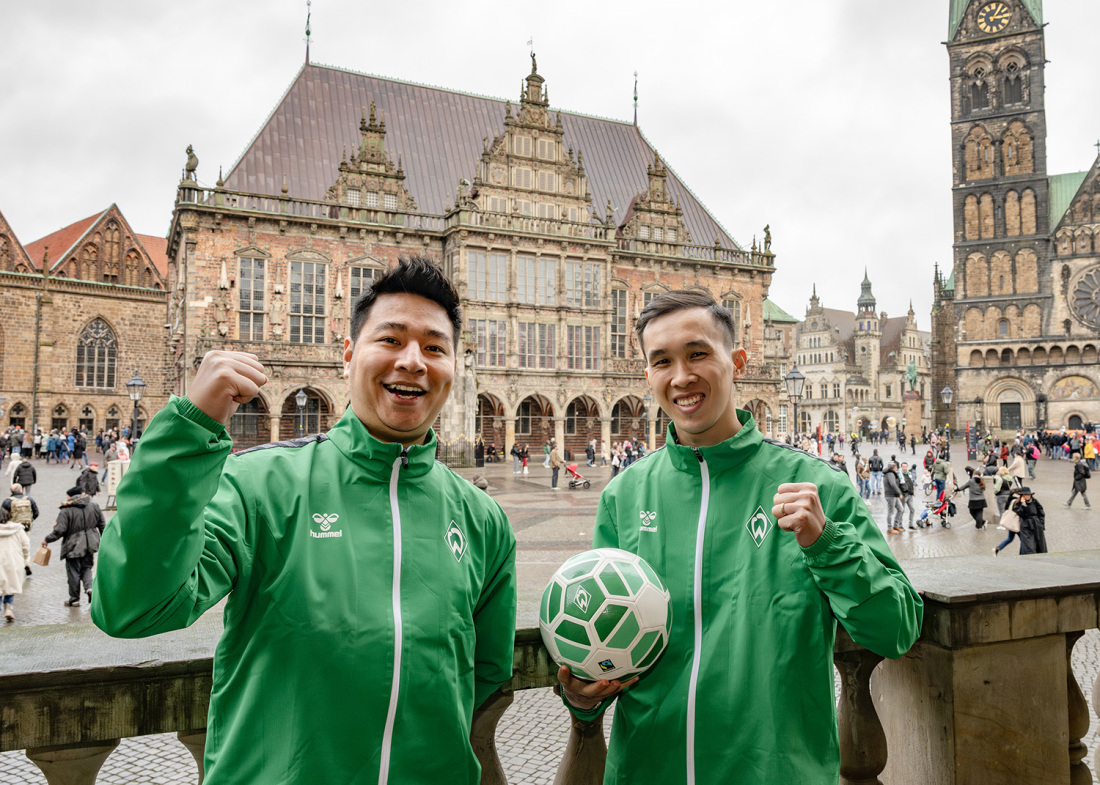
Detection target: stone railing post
<box><xmin>552</xmin><ymin>700</ymin><xmax>607</xmax><ymax>785</ymax></box>
<box><xmin>1066</xmin><ymin>631</ymin><xmax>1091</xmax><ymax>785</ymax></box>
<box><xmin>835</xmin><ymin>647</ymin><xmax>887</xmax><ymax>785</ymax></box>
<box><xmin>1093</xmin><ymin>660</ymin><xmax>1100</xmax><ymax>776</ymax></box>
<box><xmin>472</xmin><ymin>690</ymin><xmax>514</xmax><ymax>785</ymax></box>
<box><xmin>26</xmin><ymin>740</ymin><xmax>120</xmax><ymax>785</ymax></box>
<box><xmin>178</xmin><ymin>729</ymin><xmax>207</xmax><ymax>784</ymax></box>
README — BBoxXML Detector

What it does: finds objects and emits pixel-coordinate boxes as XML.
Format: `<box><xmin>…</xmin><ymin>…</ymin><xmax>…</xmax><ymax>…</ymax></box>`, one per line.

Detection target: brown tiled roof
<box><xmin>223</xmin><ymin>63</ymin><xmax>739</xmax><ymax>249</ymax></box>
<box><xmin>24</xmin><ymin>209</ymin><xmax>104</xmax><ymax>271</ymax></box>
<box><xmin>136</xmin><ymin>234</ymin><xmax>169</xmax><ymax>278</ymax></box>
<box><xmin>0</xmin><ymin>209</ymin><xmax>35</xmax><ymax>271</ymax></box>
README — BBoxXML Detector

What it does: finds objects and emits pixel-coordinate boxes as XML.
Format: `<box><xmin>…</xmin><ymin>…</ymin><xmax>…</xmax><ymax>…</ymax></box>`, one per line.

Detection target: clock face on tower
<box><xmin>976</xmin><ymin>2</ymin><xmax>1011</xmax><ymax>34</ymax></box>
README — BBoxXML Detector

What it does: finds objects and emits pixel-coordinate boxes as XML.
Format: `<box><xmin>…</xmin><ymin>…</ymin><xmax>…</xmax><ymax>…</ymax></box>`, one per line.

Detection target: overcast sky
<box><xmin>2</xmin><ymin>1</ymin><xmax>1098</xmax><ymax>329</ymax></box>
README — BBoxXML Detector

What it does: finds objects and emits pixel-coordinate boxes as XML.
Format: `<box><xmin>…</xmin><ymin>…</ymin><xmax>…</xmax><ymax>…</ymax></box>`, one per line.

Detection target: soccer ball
<box><xmin>539</xmin><ymin>548</ymin><xmax>672</xmax><ymax>682</ymax></box>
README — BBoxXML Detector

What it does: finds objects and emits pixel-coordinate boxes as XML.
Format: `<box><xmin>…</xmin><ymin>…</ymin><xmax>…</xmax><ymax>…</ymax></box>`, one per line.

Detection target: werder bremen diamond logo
<box><xmin>573</xmin><ymin>587</ymin><xmax>592</xmax><ymax>613</ymax></box>
<box><xmin>745</xmin><ymin>506</ymin><xmax>773</xmax><ymax>548</ymax></box>
<box><xmin>445</xmin><ymin>521</ymin><xmax>468</xmax><ymax>562</ymax></box>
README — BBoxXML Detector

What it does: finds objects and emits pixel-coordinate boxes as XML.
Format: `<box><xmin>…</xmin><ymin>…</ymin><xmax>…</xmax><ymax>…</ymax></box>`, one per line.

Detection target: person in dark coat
<box><xmin>77</xmin><ymin>463</ymin><xmax>101</xmax><ymax>496</ymax></box>
<box><xmin>1063</xmin><ymin>453</ymin><xmax>1091</xmax><ymax>509</ymax></box>
<box><xmin>883</xmin><ymin>462</ymin><xmax>903</xmax><ymax>534</ymax></box>
<box><xmin>12</xmin><ymin>458</ymin><xmax>36</xmax><ymax>496</ymax></box>
<box><xmin>1013</xmin><ymin>487</ymin><xmax>1047</xmax><ymax>554</ymax></box>
<box><xmin>957</xmin><ymin>466</ymin><xmax>988</xmax><ymax>529</ymax></box>
<box><xmin>41</xmin><ymin>486</ymin><xmax>106</xmax><ymax>607</ymax></box>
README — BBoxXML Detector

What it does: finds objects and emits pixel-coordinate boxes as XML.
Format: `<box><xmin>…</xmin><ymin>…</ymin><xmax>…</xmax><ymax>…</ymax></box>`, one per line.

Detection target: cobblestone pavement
<box><xmin>2</xmin><ymin>442</ymin><xmax>1098</xmax><ymax>782</ymax></box>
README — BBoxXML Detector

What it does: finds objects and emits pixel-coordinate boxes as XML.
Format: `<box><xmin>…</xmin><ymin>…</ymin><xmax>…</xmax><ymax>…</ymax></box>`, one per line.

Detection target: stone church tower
<box><xmin>853</xmin><ymin>270</ymin><xmax>881</xmax><ymax>384</ymax></box>
<box><xmin>935</xmin><ymin>0</ymin><xmax>1100</xmax><ymax>433</ymax></box>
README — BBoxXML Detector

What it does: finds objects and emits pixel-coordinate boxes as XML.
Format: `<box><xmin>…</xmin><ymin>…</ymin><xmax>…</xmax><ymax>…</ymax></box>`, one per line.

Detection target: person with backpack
<box><xmin>1063</xmin><ymin>453</ymin><xmax>1092</xmax><ymax>510</ymax></box>
<box><xmin>868</xmin><ymin>450</ymin><xmax>884</xmax><ymax>495</ymax></box>
<box><xmin>11</xmin><ymin>456</ymin><xmax>36</xmax><ymax>497</ymax></box>
<box><xmin>2</xmin><ymin>483</ymin><xmax>39</xmax><ymax>532</ymax></box>
<box><xmin>1026</xmin><ymin>442</ymin><xmax>1040</xmax><ymax>479</ymax></box>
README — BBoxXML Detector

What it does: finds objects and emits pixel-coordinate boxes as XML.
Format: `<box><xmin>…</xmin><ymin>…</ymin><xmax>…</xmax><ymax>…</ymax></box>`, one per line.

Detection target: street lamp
<box><xmin>940</xmin><ymin>384</ymin><xmax>953</xmax><ymax>445</ymax></box>
<box><xmin>125</xmin><ymin>370</ymin><xmax>146</xmax><ymax>443</ymax></box>
<box><xmin>784</xmin><ymin>365</ymin><xmax>806</xmax><ymax>438</ymax></box>
<box><xmin>296</xmin><ymin>388</ymin><xmax>308</xmax><ymax>437</ymax></box>
<box><xmin>642</xmin><ymin>392</ymin><xmax>653</xmax><ymax>450</ymax></box>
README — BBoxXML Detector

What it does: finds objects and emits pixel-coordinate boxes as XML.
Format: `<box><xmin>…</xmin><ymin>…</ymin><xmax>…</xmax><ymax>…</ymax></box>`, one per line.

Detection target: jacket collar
<box><xmin>325</xmin><ymin>407</ymin><xmax>438</xmax><ymax>479</ymax></box>
<box><xmin>663</xmin><ymin>409</ymin><xmax>762</xmax><ymax>475</ymax></box>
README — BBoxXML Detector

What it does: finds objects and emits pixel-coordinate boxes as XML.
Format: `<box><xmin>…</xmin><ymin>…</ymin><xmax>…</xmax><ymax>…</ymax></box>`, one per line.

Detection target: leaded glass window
<box><xmin>290</xmin><ymin>261</ymin><xmax>326</xmax><ymax>344</ymax></box>
<box><xmin>75</xmin><ymin>318</ymin><xmax>117</xmax><ymax>388</ymax></box>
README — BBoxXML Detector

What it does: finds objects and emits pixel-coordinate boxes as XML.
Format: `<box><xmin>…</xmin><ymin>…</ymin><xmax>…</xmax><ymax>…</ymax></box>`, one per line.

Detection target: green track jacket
<box><xmin>575</xmin><ymin>411</ymin><xmax>922</xmax><ymax>785</ymax></box>
<box><xmin>91</xmin><ymin>397</ymin><xmax>517</xmax><ymax>785</ymax></box>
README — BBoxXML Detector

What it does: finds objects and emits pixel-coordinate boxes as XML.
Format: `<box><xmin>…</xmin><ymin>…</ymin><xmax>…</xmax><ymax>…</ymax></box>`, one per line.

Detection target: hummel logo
<box><xmin>745</xmin><ymin>506</ymin><xmax>773</xmax><ymax>548</ymax></box>
<box><xmin>573</xmin><ymin>587</ymin><xmax>592</xmax><ymax>613</ymax></box>
<box><xmin>639</xmin><ymin>510</ymin><xmax>658</xmax><ymax>532</ymax></box>
<box><xmin>309</xmin><ymin>512</ymin><xmax>343</xmax><ymax>539</ymax></box>
<box><xmin>445</xmin><ymin>521</ymin><xmax>468</xmax><ymax>562</ymax></box>
<box><xmin>312</xmin><ymin>513</ymin><xmax>340</xmax><ymax>531</ymax></box>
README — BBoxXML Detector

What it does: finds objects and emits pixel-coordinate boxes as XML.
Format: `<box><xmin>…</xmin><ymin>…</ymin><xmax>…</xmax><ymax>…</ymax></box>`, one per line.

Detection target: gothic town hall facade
<box><xmin>932</xmin><ymin>0</ymin><xmax>1100</xmax><ymax>434</ymax></box>
<box><xmin>166</xmin><ymin>58</ymin><xmax>780</xmax><ymax>454</ymax></box>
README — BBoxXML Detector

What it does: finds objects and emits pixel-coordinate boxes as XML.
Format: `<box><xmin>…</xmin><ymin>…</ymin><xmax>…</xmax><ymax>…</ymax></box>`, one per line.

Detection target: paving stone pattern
<box><xmin>2</xmin><ymin>443</ymin><xmax>1098</xmax><ymax>783</ymax></box>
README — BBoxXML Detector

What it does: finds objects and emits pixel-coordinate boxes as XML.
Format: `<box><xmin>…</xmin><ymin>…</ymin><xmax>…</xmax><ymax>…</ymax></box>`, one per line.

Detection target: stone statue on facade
<box><xmin>214</xmin><ymin>289</ymin><xmax>230</xmax><ymax>337</ymax></box>
<box><xmin>270</xmin><ymin>286</ymin><xmax>286</xmax><ymax>339</ymax></box>
<box><xmin>184</xmin><ymin>145</ymin><xmax>199</xmax><ymax>181</ymax></box>
<box><xmin>763</xmin><ymin>224</ymin><xmax>772</xmax><ymax>252</ymax></box>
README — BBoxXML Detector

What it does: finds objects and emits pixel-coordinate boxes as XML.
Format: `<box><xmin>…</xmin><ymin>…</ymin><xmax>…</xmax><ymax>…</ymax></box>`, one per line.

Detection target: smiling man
<box><xmin>92</xmin><ymin>256</ymin><xmax>517</xmax><ymax>785</ymax></box>
<box><xmin>557</xmin><ymin>289</ymin><xmax>922</xmax><ymax>785</ymax></box>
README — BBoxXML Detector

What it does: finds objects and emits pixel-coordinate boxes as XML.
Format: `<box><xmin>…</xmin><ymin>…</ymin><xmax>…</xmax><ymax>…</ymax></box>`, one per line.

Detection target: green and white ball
<box><xmin>539</xmin><ymin>548</ymin><xmax>672</xmax><ymax>682</ymax></box>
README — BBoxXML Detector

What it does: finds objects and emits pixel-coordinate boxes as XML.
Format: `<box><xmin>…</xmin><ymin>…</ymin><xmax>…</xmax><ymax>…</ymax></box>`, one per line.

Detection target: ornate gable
<box><xmin>618</xmin><ymin>153</ymin><xmax>691</xmax><ymax>245</ymax></box>
<box><xmin>325</xmin><ymin>102</ymin><xmax>418</xmax><ymax>213</ymax></box>
<box><xmin>34</xmin><ymin>206</ymin><xmax>166</xmax><ymax>289</ymax></box>
<box><xmin>470</xmin><ymin>56</ymin><xmax>593</xmax><ymax>225</ymax></box>
<box><xmin>0</xmin><ymin>209</ymin><xmax>35</xmax><ymax>273</ymax></box>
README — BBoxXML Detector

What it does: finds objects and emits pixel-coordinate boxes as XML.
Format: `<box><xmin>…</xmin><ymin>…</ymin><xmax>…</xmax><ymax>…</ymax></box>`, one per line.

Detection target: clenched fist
<box><xmin>189</xmin><ymin>351</ymin><xmax>269</xmax><ymax>425</ymax></box>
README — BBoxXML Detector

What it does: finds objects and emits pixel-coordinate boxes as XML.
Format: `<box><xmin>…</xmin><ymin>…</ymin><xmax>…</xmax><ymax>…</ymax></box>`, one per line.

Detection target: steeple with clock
<box><xmin>946</xmin><ymin>0</ymin><xmax>1048</xmax><ymax>324</ymax></box>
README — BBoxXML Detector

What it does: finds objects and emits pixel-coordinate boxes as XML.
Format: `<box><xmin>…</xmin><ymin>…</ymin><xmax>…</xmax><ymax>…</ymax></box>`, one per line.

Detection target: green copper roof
<box><xmin>1049</xmin><ymin>171</ymin><xmax>1089</xmax><ymax>230</ymax></box>
<box><xmin>763</xmin><ymin>298</ymin><xmax>799</xmax><ymax>324</ymax></box>
<box><xmin>949</xmin><ymin>0</ymin><xmax>1043</xmax><ymax>40</ymax></box>
<box><xmin>945</xmin><ymin>270</ymin><xmax>955</xmax><ymax>292</ymax></box>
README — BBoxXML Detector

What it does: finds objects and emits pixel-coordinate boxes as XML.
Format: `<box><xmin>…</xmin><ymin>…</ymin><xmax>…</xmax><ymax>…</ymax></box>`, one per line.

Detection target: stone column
<box><xmin>600</xmin><ymin>417</ymin><xmax>612</xmax><ymax>461</ymax></box>
<box><xmin>505</xmin><ymin>419</ymin><xmax>516</xmax><ymax>456</ymax></box>
<box><xmin>1066</xmin><ymin>632</ymin><xmax>1091</xmax><ymax>785</ymax></box>
<box><xmin>26</xmin><ymin>740</ymin><xmax>120</xmax><ymax>785</ymax></box>
<box><xmin>268</xmin><ymin>413</ymin><xmax>281</xmax><ymax>443</ymax></box>
<box><xmin>554</xmin><ymin>416</ymin><xmax>566</xmax><ymax>458</ymax></box>
<box><xmin>177</xmin><ymin>730</ymin><xmax>207</xmax><ymax>784</ymax></box>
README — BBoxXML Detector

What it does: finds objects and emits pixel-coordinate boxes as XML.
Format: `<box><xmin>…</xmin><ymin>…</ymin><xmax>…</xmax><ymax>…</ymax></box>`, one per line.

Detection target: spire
<box><xmin>857</xmin><ymin>268</ymin><xmax>876</xmax><ymax>313</ymax></box>
<box><xmin>304</xmin><ymin>0</ymin><xmax>311</xmax><ymax>65</ymax></box>
<box><xmin>633</xmin><ymin>70</ymin><xmax>638</xmax><ymax>127</ymax></box>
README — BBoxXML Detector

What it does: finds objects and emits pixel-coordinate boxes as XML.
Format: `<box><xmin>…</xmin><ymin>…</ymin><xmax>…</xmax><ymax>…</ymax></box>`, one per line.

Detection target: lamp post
<box><xmin>296</xmin><ymin>389</ymin><xmax>308</xmax><ymax>437</ymax></box>
<box><xmin>784</xmin><ymin>365</ymin><xmax>806</xmax><ymax>440</ymax></box>
<box><xmin>940</xmin><ymin>384</ymin><xmax>953</xmax><ymax>450</ymax></box>
<box><xmin>642</xmin><ymin>392</ymin><xmax>653</xmax><ymax>451</ymax></box>
<box><xmin>125</xmin><ymin>371</ymin><xmax>146</xmax><ymax>443</ymax></box>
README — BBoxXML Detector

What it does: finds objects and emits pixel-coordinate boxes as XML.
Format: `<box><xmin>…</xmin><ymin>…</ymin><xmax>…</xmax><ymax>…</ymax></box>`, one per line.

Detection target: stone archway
<box><xmin>514</xmin><ymin>394</ymin><xmax>554</xmax><ymax>451</ymax></box>
<box><xmin>280</xmin><ymin>387</ymin><xmax>333</xmax><ymax>440</ymax></box>
<box><xmin>611</xmin><ymin>395</ymin><xmax>646</xmax><ymax>445</ymax></box>
<box><xmin>984</xmin><ymin>377</ymin><xmax>1034</xmax><ymax>432</ymax></box>
<box><xmin>476</xmin><ymin>393</ymin><xmax>506</xmax><ymax>450</ymax></box>
<box><xmin>564</xmin><ymin>395</ymin><xmax>602</xmax><ymax>459</ymax></box>
<box><xmin>229</xmin><ymin>392</ymin><xmax>271</xmax><ymax>450</ymax></box>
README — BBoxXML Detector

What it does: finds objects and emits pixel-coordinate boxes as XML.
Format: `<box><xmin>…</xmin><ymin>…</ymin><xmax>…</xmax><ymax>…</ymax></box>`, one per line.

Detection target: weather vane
<box><xmin>305</xmin><ymin>0</ymin><xmax>312</xmax><ymax>64</ymax></box>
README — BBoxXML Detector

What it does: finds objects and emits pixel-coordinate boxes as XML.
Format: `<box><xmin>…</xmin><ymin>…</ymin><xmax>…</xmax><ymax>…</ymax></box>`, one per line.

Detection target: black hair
<box><xmin>349</xmin><ymin>255</ymin><xmax>461</xmax><ymax>347</ymax></box>
<box><xmin>634</xmin><ymin>289</ymin><xmax>737</xmax><ymax>355</ymax></box>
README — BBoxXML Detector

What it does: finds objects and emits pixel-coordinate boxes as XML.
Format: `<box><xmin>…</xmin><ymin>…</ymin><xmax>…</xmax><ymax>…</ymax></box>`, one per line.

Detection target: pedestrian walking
<box><xmin>1008</xmin><ymin>449</ymin><xmax>1027</xmax><ymax>487</ymax></box>
<box><xmin>957</xmin><ymin>466</ymin><xmax>988</xmax><ymax>529</ymax></box>
<box><xmin>899</xmin><ymin>462</ymin><xmax>918</xmax><ymax>529</ymax></box>
<box><xmin>1063</xmin><ymin>453</ymin><xmax>1092</xmax><ymax>509</ymax></box>
<box><xmin>992</xmin><ymin>466</ymin><xmax>1014</xmax><ymax>516</ymax></box>
<box><xmin>549</xmin><ymin>443</ymin><xmax>563</xmax><ymax>490</ymax></box>
<box><xmin>543</xmin><ymin>439</ymin><xmax>552</xmax><ymax>468</ymax></box>
<box><xmin>3</xmin><ymin>483</ymin><xmax>39</xmax><ymax>532</ymax></box>
<box><xmin>1013</xmin><ymin>486</ymin><xmax>1047</xmax><ymax>554</ymax></box>
<box><xmin>42</xmin><ymin>486</ymin><xmax>106</xmax><ymax>607</ymax></box>
<box><xmin>510</xmin><ymin>442</ymin><xmax>521</xmax><ymax>474</ymax></box>
<box><xmin>78</xmin><ymin>463</ymin><xmax>102</xmax><ymax>497</ymax></box>
<box><xmin>856</xmin><ymin>456</ymin><xmax>871</xmax><ymax>499</ymax></box>
<box><xmin>520</xmin><ymin>444</ymin><xmax>529</xmax><ymax>474</ymax></box>
<box><xmin>0</xmin><ymin>507</ymin><xmax>31</xmax><ymax>621</ymax></box>
<box><xmin>884</xmin><ymin>462</ymin><xmax>903</xmax><ymax>533</ymax></box>
<box><xmin>869</xmin><ymin>449</ymin><xmax>884</xmax><ymax>495</ymax></box>
<box><xmin>11</xmin><ymin>455</ymin><xmax>36</xmax><ymax>497</ymax></box>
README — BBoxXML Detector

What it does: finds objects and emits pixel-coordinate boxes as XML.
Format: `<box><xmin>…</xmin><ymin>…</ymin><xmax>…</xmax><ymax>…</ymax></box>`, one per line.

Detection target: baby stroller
<box><xmin>565</xmin><ymin>463</ymin><xmax>591</xmax><ymax>489</ymax></box>
<box><xmin>920</xmin><ymin>488</ymin><xmax>957</xmax><ymax>528</ymax></box>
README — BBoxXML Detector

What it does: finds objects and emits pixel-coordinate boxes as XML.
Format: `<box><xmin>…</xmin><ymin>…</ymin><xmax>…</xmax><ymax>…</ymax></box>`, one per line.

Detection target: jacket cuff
<box><xmin>800</xmin><ymin>517</ymin><xmax>839</xmax><ymax>559</ymax></box>
<box><xmin>175</xmin><ymin>396</ymin><xmax>228</xmax><ymax>437</ymax></box>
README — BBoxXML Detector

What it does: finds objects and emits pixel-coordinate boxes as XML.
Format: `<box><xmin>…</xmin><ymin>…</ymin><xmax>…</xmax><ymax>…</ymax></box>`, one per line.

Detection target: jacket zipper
<box><xmin>378</xmin><ymin>452</ymin><xmax>407</xmax><ymax>785</ymax></box>
<box><xmin>686</xmin><ymin>447</ymin><xmax>709</xmax><ymax>785</ymax></box>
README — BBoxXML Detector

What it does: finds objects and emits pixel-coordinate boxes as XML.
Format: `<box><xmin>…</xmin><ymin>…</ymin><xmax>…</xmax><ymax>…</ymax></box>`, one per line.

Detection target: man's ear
<box><xmin>343</xmin><ymin>337</ymin><xmax>353</xmax><ymax>378</ymax></box>
<box><xmin>731</xmin><ymin>348</ymin><xmax>748</xmax><ymax>379</ymax></box>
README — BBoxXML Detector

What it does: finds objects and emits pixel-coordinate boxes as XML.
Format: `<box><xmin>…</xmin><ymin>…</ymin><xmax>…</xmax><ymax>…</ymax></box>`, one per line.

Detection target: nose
<box><xmin>395</xmin><ymin>340</ymin><xmax>427</xmax><ymax>373</ymax></box>
<box><xmin>670</xmin><ymin>358</ymin><xmax>696</xmax><ymax>387</ymax></box>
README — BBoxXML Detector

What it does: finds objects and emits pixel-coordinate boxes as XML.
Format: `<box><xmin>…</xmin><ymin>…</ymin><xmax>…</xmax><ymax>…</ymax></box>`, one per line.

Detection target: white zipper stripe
<box><xmin>378</xmin><ymin>456</ymin><xmax>404</xmax><ymax>785</ymax></box>
<box><xmin>686</xmin><ymin>456</ymin><xmax>710</xmax><ymax>785</ymax></box>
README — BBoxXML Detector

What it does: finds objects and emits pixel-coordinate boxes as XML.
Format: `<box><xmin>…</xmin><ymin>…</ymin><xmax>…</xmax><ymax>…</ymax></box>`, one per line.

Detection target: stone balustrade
<box><xmin>2</xmin><ymin>552</ymin><xmax>1097</xmax><ymax>784</ymax></box>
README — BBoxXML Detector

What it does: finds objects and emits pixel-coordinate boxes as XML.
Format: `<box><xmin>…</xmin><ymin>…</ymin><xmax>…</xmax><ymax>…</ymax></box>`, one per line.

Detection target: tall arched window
<box><xmin>75</xmin><ymin>318</ymin><xmax>117</xmax><ymax>388</ymax></box>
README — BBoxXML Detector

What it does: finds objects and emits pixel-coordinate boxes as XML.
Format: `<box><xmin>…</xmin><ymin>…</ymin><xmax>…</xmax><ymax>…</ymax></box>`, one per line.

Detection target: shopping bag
<box><xmin>33</xmin><ymin>546</ymin><xmax>52</xmax><ymax>566</ymax></box>
<box><xmin>1000</xmin><ymin>508</ymin><xmax>1021</xmax><ymax>533</ymax></box>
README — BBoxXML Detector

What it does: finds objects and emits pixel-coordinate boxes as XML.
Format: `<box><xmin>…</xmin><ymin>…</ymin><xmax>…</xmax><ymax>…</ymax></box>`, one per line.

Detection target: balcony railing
<box><xmin>446</xmin><ymin>209</ymin><xmax>611</xmax><ymax>241</ymax></box>
<box><xmin>617</xmin><ymin>238</ymin><xmax>775</xmax><ymax>268</ymax></box>
<box><xmin>175</xmin><ymin>184</ymin><xmax>446</xmax><ymax>232</ymax></box>
<box><xmin>2</xmin><ymin>552</ymin><xmax>1098</xmax><ymax>784</ymax></box>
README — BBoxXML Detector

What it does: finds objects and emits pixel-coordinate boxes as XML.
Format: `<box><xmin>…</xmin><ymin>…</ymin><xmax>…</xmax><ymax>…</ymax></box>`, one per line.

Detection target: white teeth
<box><xmin>677</xmin><ymin>394</ymin><xmax>703</xmax><ymax>407</ymax></box>
<box><xmin>387</xmin><ymin>384</ymin><xmax>424</xmax><ymax>393</ymax></box>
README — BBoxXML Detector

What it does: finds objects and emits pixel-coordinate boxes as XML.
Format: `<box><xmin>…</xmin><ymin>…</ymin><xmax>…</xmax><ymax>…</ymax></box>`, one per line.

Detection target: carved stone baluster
<box><xmin>834</xmin><ymin>648</ymin><xmax>887</xmax><ymax>785</ymax></box>
<box><xmin>552</xmin><ymin>695</ymin><xmax>607</xmax><ymax>785</ymax></box>
<box><xmin>26</xmin><ymin>740</ymin><xmax>120</xmax><ymax>785</ymax></box>
<box><xmin>1093</xmin><ymin>650</ymin><xmax>1100</xmax><ymax>777</ymax></box>
<box><xmin>178</xmin><ymin>729</ymin><xmax>208</xmax><ymax>785</ymax></box>
<box><xmin>1066</xmin><ymin>631</ymin><xmax>1092</xmax><ymax>785</ymax></box>
<box><xmin>472</xmin><ymin>689</ymin><xmax>514</xmax><ymax>785</ymax></box>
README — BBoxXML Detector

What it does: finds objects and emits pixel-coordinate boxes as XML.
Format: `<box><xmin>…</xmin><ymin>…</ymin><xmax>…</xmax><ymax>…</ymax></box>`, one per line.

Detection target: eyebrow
<box><xmin>647</xmin><ymin>340</ymin><xmax>713</xmax><ymax>363</ymax></box>
<box><xmin>371</xmin><ymin>321</ymin><xmax>452</xmax><ymax>344</ymax></box>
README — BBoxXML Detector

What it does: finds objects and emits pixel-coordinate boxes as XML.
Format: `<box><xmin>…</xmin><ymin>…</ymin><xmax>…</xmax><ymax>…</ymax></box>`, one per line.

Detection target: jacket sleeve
<box><xmin>43</xmin><ymin>514</ymin><xmax>69</xmax><ymax>545</ymax></box>
<box><xmin>472</xmin><ymin>506</ymin><xmax>518</xmax><ymax>710</ymax></box>
<box><xmin>31</xmin><ymin>499</ymin><xmax>39</xmax><ymax>519</ymax></box>
<box><xmin>800</xmin><ymin>475</ymin><xmax>923</xmax><ymax>659</ymax></box>
<box><xmin>91</xmin><ymin>396</ymin><xmax>253</xmax><ymax>639</ymax></box>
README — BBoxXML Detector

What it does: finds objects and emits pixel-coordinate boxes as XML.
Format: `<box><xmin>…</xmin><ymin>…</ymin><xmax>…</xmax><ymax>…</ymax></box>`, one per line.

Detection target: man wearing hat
<box><xmin>1010</xmin><ymin>486</ymin><xmax>1047</xmax><ymax>555</ymax></box>
<box><xmin>77</xmin><ymin>462</ymin><xmax>101</xmax><ymax>497</ymax></box>
<box><xmin>42</xmin><ymin>485</ymin><xmax>106</xmax><ymax>607</ymax></box>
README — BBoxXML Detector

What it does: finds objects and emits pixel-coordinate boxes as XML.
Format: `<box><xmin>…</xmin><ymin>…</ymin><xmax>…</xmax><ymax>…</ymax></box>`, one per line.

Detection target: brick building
<box><xmin>0</xmin><ymin>205</ymin><xmax>170</xmax><ymax>437</ymax></box>
<box><xmin>793</xmin><ymin>275</ymin><xmax>932</xmax><ymax>440</ymax></box>
<box><xmin>933</xmin><ymin>0</ymin><xmax>1100</xmax><ymax>434</ymax></box>
<box><xmin>167</xmin><ymin>57</ymin><xmax>782</xmax><ymax>455</ymax></box>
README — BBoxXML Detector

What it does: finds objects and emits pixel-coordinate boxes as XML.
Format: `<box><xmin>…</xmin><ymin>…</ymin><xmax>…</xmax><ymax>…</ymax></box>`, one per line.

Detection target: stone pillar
<box><xmin>26</xmin><ymin>740</ymin><xmax>120</xmax><ymax>785</ymax></box>
<box><xmin>600</xmin><ymin>417</ymin><xmax>612</xmax><ymax>461</ymax></box>
<box><xmin>903</xmin><ymin>391</ymin><xmax>922</xmax><ymax>443</ymax></box>
<box><xmin>177</xmin><ymin>729</ymin><xmax>207</xmax><ymax>784</ymax></box>
<box><xmin>471</xmin><ymin>690</ymin><xmax>514</xmax><ymax>785</ymax></box>
<box><xmin>505</xmin><ymin>420</ymin><xmax>516</xmax><ymax>455</ymax></box>
<box><xmin>646</xmin><ymin>409</ymin><xmax>656</xmax><ymax>452</ymax></box>
<box><xmin>835</xmin><ymin>647</ymin><xmax>886</xmax><ymax>785</ymax></box>
<box><xmin>268</xmin><ymin>413</ymin><xmax>281</xmax><ymax>443</ymax></box>
<box><xmin>1066</xmin><ymin>632</ymin><xmax>1091</xmax><ymax>785</ymax></box>
<box><xmin>554</xmin><ymin>416</ymin><xmax>566</xmax><ymax>458</ymax></box>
